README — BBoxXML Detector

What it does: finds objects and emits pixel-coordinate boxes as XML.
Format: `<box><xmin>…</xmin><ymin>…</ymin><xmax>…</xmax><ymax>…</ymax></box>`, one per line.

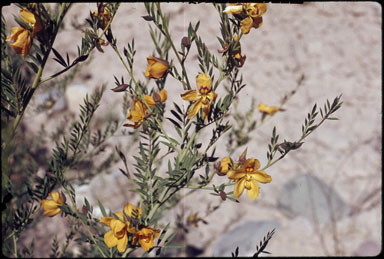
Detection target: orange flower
<box><xmin>181</xmin><ymin>73</ymin><xmax>217</xmax><ymax>120</ymax></box>
<box><xmin>6</xmin><ymin>27</ymin><xmax>31</xmax><ymax>58</ymax></box>
<box><xmin>145</xmin><ymin>56</ymin><xmax>169</xmax><ymax>79</ymax></box>
<box><xmin>123</xmin><ymin>98</ymin><xmax>148</xmax><ymax>129</ymax></box>
<box><xmin>40</xmin><ymin>192</ymin><xmax>63</xmax><ymax>217</ymax></box>
<box><xmin>20</xmin><ymin>8</ymin><xmax>42</xmax><ymax>37</ymax></box>
<box><xmin>132</xmin><ymin>227</ymin><xmax>160</xmax><ymax>251</ymax></box>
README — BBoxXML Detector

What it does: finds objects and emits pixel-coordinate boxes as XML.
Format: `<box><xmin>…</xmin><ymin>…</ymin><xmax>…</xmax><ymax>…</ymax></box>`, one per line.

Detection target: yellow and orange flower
<box><xmin>258</xmin><ymin>102</ymin><xmax>280</xmax><ymax>115</ymax></box>
<box><xmin>145</xmin><ymin>56</ymin><xmax>169</xmax><ymax>79</ymax></box>
<box><xmin>132</xmin><ymin>227</ymin><xmax>160</xmax><ymax>251</ymax></box>
<box><xmin>100</xmin><ymin>203</ymin><xmax>142</xmax><ymax>253</ymax></box>
<box><xmin>227</xmin><ymin>158</ymin><xmax>271</xmax><ymax>200</ymax></box>
<box><xmin>181</xmin><ymin>73</ymin><xmax>217</xmax><ymax>120</ymax></box>
<box><xmin>224</xmin><ymin>3</ymin><xmax>267</xmax><ymax>34</ymax></box>
<box><xmin>6</xmin><ymin>8</ymin><xmax>42</xmax><ymax>58</ymax></box>
<box><xmin>40</xmin><ymin>192</ymin><xmax>64</xmax><ymax>217</ymax></box>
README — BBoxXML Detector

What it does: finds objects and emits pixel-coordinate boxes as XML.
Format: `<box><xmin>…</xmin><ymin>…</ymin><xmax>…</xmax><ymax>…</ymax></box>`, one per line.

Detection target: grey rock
<box><xmin>277</xmin><ymin>174</ymin><xmax>350</xmax><ymax>224</ymax></box>
<box><xmin>212</xmin><ymin>220</ymin><xmax>280</xmax><ymax>257</ymax></box>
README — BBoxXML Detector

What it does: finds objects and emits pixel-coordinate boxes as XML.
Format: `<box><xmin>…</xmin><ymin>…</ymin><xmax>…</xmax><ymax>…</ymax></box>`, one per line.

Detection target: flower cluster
<box><xmin>224</xmin><ymin>3</ymin><xmax>267</xmax><ymax>34</ymax></box>
<box><xmin>218</xmin><ymin>149</ymin><xmax>272</xmax><ymax>200</ymax></box>
<box><xmin>6</xmin><ymin>8</ymin><xmax>42</xmax><ymax>58</ymax></box>
<box><xmin>100</xmin><ymin>203</ymin><xmax>160</xmax><ymax>252</ymax></box>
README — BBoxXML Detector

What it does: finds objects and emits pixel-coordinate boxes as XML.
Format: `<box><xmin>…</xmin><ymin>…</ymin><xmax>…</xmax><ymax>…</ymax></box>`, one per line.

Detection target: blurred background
<box><xmin>2</xmin><ymin>2</ymin><xmax>381</xmax><ymax>257</ymax></box>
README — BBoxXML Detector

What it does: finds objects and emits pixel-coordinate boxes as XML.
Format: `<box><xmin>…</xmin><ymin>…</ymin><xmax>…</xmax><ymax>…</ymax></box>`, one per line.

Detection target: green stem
<box><xmin>155</xmin><ymin>3</ymin><xmax>191</xmax><ymax>90</ymax></box>
<box><xmin>13</xmin><ymin>234</ymin><xmax>17</xmax><ymax>258</ymax></box>
<box><xmin>5</xmin><ymin>3</ymin><xmax>70</xmax><ymax>149</ymax></box>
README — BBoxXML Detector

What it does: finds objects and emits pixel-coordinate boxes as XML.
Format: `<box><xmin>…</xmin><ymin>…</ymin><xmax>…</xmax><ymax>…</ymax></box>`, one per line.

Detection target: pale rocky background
<box><xmin>2</xmin><ymin>2</ymin><xmax>382</xmax><ymax>257</ymax></box>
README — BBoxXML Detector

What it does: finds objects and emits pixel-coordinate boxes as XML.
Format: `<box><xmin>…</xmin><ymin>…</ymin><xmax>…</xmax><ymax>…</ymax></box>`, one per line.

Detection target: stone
<box><xmin>277</xmin><ymin>174</ymin><xmax>350</xmax><ymax>224</ymax></box>
<box><xmin>212</xmin><ymin>220</ymin><xmax>280</xmax><ymax>257</ymax></box>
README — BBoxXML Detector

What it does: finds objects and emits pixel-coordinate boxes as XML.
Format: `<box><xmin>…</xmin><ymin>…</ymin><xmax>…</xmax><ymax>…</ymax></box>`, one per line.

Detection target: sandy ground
<box><xmin>2</xmin><ymin>2</ymin><xmax>382</xmax><ymax>257</ymax></box>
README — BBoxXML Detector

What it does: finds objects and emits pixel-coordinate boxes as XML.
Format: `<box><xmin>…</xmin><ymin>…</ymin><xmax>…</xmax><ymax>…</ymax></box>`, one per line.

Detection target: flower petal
<box><xmin>20</xmin><ymin>8</ymin><xmax>36</xmax><ymax>24</ymax></box>
<box><xmin>50</xmin><ymin>192</ymin><xmax>62</xmax><ymax>204</ymax></box>
<box><xmin>201</xmin><ymin>101</ymin><xmax>210</xmax><ymax>120</ymax></box>
<box><xmin>123</xmin><ymin>202</ymin><xmax>142</xmax><ymax>219</ymax></box>
<box><xmin>144</xmin><ymin>95</ymin><xmax>156</xmax><ymax>106</ymax></box>
<box><xmin>240</xmin><ymin>16</ymin><xmax>253</xmax><ymax>34</ymax></box>
<box><xmin>253</xmin><ymin>170</ymin><xmax>272</xmax><ymax>183</ymax></box>
<box><xmin>187</xmin><ymin>99</ymin><xmax>203</xmax><ymax>120</ymax></box>
<box><xmin>159</xmin><ymin>89</ymin><xmax>168</xmax><ymax>102</ymax></box>
<box><xmin>234</xmin><ymin>178</ymin><xmax>246</xmax><ymax>198</ymax></box>
<box><xmin>223</xmin><ymin>4</ymin><xmax>243</xmax><ymax>14</ymax></box>
<box><xmin>196</xmin><ymin>73</ymin><xmax>212</xmax><ymax>91</ymax></box>
<box><xmin>207</xmin><ymin>90</ymin><xmax>217</xmax><ymax>103</ymax></box>
<box><xmin>117</xmin><ymin>233</ymin><xmax>128</xmax><ymax>253</ymax></box>
<box><xmin>104</xmin><ymin>230</ymin><xmax>118</xmax><ymax>248</ymax></box>
<box><xmin>246</xmin><ymin>180</ymin><xmax>260</xmax><ymax>200</ymax></box>
<box><xmin>227</xmin><ymin>168</ymin><xmax>246</xmax><ymax>180</ymax></box>
<box><xmin>181</xmin><ymin>90</ymin><xmax>200</xmax><ymax>102</ymax></box>
<box><xmin>100</xmin><ymin>217</ymin><xmax>114</xmax><ymax>227</ymax></box>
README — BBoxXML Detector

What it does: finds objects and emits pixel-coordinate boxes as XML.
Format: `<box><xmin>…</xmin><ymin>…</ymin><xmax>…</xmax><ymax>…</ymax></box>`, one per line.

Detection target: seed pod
<box><xmin>142</xmin><ymin>15</ymin><xmax>154</xmax><ymax>21</ymax></box>
<box><xmin>219</xmin><ymin>191</ymin><xmax>227</xmax><ymax>201</ymax></box>
<box><xmin>111</xmin><ymin>84</ymin><xmax>129</xmax><ymax>92</ymax></box>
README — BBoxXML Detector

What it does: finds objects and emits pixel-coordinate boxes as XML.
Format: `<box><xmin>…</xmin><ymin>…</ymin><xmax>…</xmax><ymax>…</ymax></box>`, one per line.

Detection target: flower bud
<box><xmin>181</xmin><ymin>36</ymin><xmax>191</xmax><ymax>49</ymax></box>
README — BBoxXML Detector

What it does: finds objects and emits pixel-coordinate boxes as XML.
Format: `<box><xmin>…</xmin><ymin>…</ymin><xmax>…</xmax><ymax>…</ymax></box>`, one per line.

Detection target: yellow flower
<box><xmin>40</xmin><ymin>192</ymin><xmax>63</xmax><ymax>217</ymax></box>
<box><xmin>145</xmin><ymin>56</ymin><xmax>169</xmax><ymax>79</ymax></box>
<box><xmin>20</xmin><ymin>8</ymin><xmax>42</xmax><ymax>37</ymax></box>
<box><xmin>100</xmin><ymin>203</ymin><xmax>142</xmax><ymax>253</ymax></box>
<box><xmin>143</xmin><ymin>89</ymin><xmax>168</xmax><ymax>106</ymax></box>
<box><xmin>224</xmin><ymin>3</ymin><xmax>267</xmax><ymax>34</ymax></box>
<box><xmin>6</xmin><ymin>27</ymin><xmax>31</xmax><ymax>58</ymax></box>
<box><xmin>6</xmin><ymin>8</ymin><xmax>42</xmax><ymax>58</ymax></box>
<box><xmin>124</xmin><ymin>98</ymin><xmax>148</xmax><ymax>129</ymax></box>
<box><xmin>218</xmin><ymin>157</ymin><xmax>232</xmax><ymax>175</ymax></box>
<box><xmin>227</xmin><ymin>158</ymin><xmax>271</xmax><ymax>200</ymax></box>
<box><xmin>181</xmin><ymin>73</ymin><xmax>217</xmax><ymax>120</ymax></box>
<box><xmin>93</xmin><ymin>6</ymin><xmax>111</xmax><ymax>29</ymax></box>
<box><xmin>132</xmin><ymin>227</ymin><xmax>160</xmax><ymax>251</ymax></box>
<box><xmin>258</xmin><ymin>102</ymin><xmax>280</xmax><ymax>115</ymax></box>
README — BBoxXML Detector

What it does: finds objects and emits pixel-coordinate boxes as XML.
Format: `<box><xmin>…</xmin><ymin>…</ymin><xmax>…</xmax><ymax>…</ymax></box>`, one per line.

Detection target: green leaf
<box><xmin>98</xmin><ymin>200</ymin><xmax>107</xmax><ymax>217</ymax></box>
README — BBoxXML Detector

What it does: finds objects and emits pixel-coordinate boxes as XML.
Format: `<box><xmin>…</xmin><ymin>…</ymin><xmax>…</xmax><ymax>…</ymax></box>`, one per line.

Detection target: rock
<box><xmin>277</xmin><ymin>174</ymin><xmax>350</xmax><ymax>224</ymax></box>
<box><xmin>212</xmin><ymin>220</ymin><xmax>280</xmax><ymax>257</ymax></box>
